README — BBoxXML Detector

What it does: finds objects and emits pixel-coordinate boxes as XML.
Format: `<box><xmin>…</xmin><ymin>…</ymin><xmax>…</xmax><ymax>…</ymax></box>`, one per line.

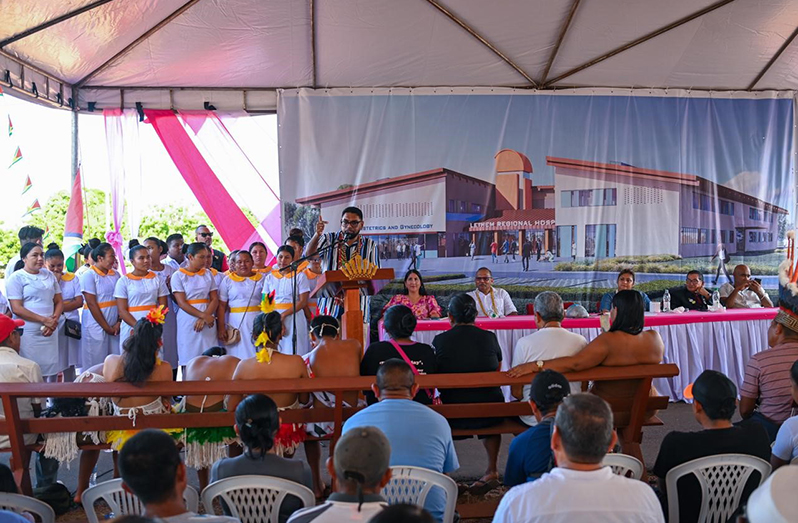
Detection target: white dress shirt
<box><xmin>493</xmin><ymin>466</ymin><xmax>664</xmax><ymax>523</ymax></box>
<box><xmin>719</xmin><ymin>282</ymin><xmax>765</xmax><ymax>308</ymax></box>
<box><xmin>468</xmin><ymin>287</ymin><xmax>517</xmax><ymax>317</ymax></box>
<box><xmin>512</xmin><ymin>327</ymin><xmax>588</xmax><ymax>425</ymax></box>
<box><xmin>0</xmin><ymin>346</ymin><xmax>43</xmax><ymax>447</ymax></box>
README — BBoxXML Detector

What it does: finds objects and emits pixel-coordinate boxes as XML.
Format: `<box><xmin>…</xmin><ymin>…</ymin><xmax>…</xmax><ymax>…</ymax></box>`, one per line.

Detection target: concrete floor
<box><xmin>2</xmin><ymin>401</ymin><xmax>703</xmax><ymax>521</ymax></box>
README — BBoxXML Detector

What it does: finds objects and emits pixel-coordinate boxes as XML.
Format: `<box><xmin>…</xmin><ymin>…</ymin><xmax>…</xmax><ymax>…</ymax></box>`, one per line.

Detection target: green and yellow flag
<box><xmin>9</xmin><ymin>146</ymin><xmax>22</xmax><ymax>168</ymax></box>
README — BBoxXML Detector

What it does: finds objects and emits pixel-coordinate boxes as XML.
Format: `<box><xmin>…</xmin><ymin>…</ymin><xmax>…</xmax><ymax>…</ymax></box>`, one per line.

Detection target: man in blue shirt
<box><xmin>343</xmin><ymin>359</ymin><xmax>459</xmax><ymax>522</ymax></box>
<box><xmin>504</xmin><ymin>370</ymin><xmax>571</xmax><ymax>487</ymax></box>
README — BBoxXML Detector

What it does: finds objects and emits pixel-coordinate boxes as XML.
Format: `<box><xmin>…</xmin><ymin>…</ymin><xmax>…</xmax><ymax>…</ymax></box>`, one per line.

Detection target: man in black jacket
<box><xmin>195</xmin><ymin>225</ymin><xmax>228</xmax><ymax>272</ymax></box>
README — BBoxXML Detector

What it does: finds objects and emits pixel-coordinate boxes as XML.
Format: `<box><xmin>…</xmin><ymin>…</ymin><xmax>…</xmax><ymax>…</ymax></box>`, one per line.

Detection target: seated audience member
<box><xmin>103</xmin><ymin>312</ymin><xmax>175</xmax><ymax>452</ymax></box>
<box><xmin>381</xmin><ymin>269</ymin><xmax>442</xmax><ymax>320</ymax></box>
<box><xmin>287</xmin><ymin>426</ymin><xmax>391</xmax><ymax>523</ymax></box>
<box><xmin>493</xmin><ymin>393</ymin><xmax>664</xmax><ymax>523</ymax></box>
<box><xmin>669</xmin><ymin>270</ymin><xmax>712</xmax><ymax>311</ymax></box>
<box><xmin>119</xmin><ymin>429</ymin><xmax>238</xmax><ymax>522</ymax></box>
<box><xmin>720</xmin><ymin>264</ymin><xmax>773</xmax><ymax>309</ymax></box>
<box><xmin>304</xmin><ymin>315</ymin><xmax>363</xmax><ymax>497</ymax></box>
<box><xmin>181</xmin><ymin>347</ymin><xmax>240</xmax><ymax>491</ymax></box>
<box><xmin>361</xmin><ymin>305</ymin><xmax>436</xmax><ymax>405</ymax></box>
<box><xmin>211</xmin><ymin>394</ymin><xmax>312</xmax><ymax>522</ymax></box>
<box><xmin>433</xmin><ymin>293</ymin><xmax>503</xmax><ymax>495</ymax></box>
<box><xmin>653</xmin><ymin>370</ymin><xmax>771</xmax><ymax>522</ymax></box>
<box><xmin>511</xmin><ymin>292</ymin><xmax>586</xmax><ymax>426</ymax></box>
<box><xmin>739</xmin><ymin>311</ymin><xmax>798</xmax><ymax>441</ymax></box>
<box><xmin>467</xmin><ymin>267</ymin><xmax>517</xmax><ymax>317</ymax></box>
<box><xmin>0</xmin><ymin>315</ymin><xmax>59</xmax><ymax>489</ymax></box>
<box><xmin>0</xmin><ymin>463</ymin><xmax>35</xmax><ymax>523</ymax></box>
<box><xmin>599</xmin><ymin>269</ymin><xmax>651</xmax><ymax>313</ymax></box>
<box><xmin>229</xmin><ymin>307</ymin><xmax>309</xmax><ymax>457</ymax></box>
<box><xmin>510</xmin><ymin>290</ymin><xmax>663</xmax><ymax>422</ymax></box>
<box><xmin>505</xmin><ymin>370</ymin><xmax>571</xmax><ymax>487</ymax></box>
<box><xmin>744</xmin><ymin>466</ymin><xmax>798</xmax><ymax>522</ymax></box>
<box><xmin>369</xmin><ymin>504</ymin><xmax>434</xmax><ymax>523</ymax></box>
<box><xmin>343</xmin><ymin>359</ymin><xmax>458</xmax><ymax>523</ymax></box>
<box><xmin>771</xmin><ymin>360</ymin><xmax>798</xmax><ymax>471</ymax></box>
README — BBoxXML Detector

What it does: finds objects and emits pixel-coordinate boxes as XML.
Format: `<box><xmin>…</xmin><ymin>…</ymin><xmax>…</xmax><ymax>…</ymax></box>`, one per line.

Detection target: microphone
<box><xmin>344</xmin><ymin>232</ymin><xmax>356</xmax><ymax>241</ymax></box>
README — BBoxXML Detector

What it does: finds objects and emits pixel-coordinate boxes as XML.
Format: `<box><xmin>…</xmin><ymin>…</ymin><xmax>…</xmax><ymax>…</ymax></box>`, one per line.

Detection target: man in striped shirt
<box><xmin>739</xmin><ymin>316</ymin><xmax>798</xmax><ymax>441</ymax></box>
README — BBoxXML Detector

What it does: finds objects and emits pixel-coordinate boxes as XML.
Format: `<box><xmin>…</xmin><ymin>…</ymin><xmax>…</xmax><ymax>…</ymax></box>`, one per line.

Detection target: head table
<box><xmin>378</xmin><ymin>308</ymin><xmax>777</xmax><ymax>402</ymax></box>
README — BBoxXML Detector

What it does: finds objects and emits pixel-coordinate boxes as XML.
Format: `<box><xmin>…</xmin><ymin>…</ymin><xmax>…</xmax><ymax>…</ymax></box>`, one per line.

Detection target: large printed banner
<box><xmin>278</xmin><ymin>88</ymin><xmax>795</xmax><ymax>292</ymax></box>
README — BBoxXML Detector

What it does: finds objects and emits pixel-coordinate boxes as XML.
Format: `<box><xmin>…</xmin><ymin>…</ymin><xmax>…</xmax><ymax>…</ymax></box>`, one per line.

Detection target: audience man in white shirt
<box><xmin>719</xmin><ymin>265</ymin><xmax>773</xmax><ymax>309</ymax></box>
<box><xmin>511</xmin><ymin>292</ymin><xmax>587</xmax><ymax>426</ymax></box>
<box><xmin>0</xmin><ymin>314</ymin><xmax>59</xmax><ymax>487</ymax></box>
<box><xmin>493</xmin><ymin>393</ymin><xmax>664</xmax><ymax>523</ymax></box>
<box><xmin>467</xmin><ymin>267</ymin><xmax>517</xmax><ymax>318</ymax></box>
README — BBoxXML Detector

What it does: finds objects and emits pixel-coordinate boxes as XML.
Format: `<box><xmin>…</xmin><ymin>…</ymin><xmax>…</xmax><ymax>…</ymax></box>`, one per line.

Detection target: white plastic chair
<box><xmin>201</xmin><ymin>475</ymin><xmax>315</xmax><ymax>523</ymax></box>
<box><xmin>81</xmin><ymin>478</ymin><xmax>199</xmax><ymax>523</ymax></box>
<box><xmin>0</xmin><ymin>492</ymin><xmax>55</xmax><ymax>523</ymax></box>
<box><xmin>602</xmin><ymin>453</ymin><xmax>644</xmax><ymax>480</ymax></box>
<box><xmin>381</xmin><ymin>466</ymin><xmax>458</xmax><ymax>523</ymax></box>
<box><xmin>665</xmin><ymin>453</ymin><xmax>771</xmax><ymax>523</ymax></box>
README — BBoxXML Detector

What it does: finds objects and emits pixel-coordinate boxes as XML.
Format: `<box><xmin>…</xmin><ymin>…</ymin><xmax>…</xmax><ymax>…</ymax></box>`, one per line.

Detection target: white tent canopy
<box><xmin>0</xmin><ymin>0</ymin><xmax>797</xmax><ymax>111</ymax></box>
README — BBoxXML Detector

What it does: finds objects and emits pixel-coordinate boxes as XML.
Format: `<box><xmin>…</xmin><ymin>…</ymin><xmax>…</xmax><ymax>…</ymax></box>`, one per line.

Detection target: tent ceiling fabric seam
<box><xmin>747</xmin><ymin>25</ymin><xmax>798</xmax><ymax>91</ymax></box>
<box><xmin>539</xmin><ymin>0</ymin><xmax>582</xmax><ymax>86</ymax></box>
<box><xmin>542</xmin><ymin>0</ymin><xmax>738</xmax><ymax>88</ymax></box>
<box><xmin>0</xmin><ymin>0</ymin><xmax>116</xmax><ymax>49</ymax></box>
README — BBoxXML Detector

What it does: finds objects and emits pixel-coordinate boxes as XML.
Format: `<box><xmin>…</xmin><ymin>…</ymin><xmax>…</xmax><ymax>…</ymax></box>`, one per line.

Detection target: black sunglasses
<box><xmin>14</xmin><ymin>328</ymin><xmax>23</xmax><ymax>337</ymax></box>
<box><xmin>199</xmin><ymin>232</ymin><xmax>214</xmax><ymax>238</ymax></box>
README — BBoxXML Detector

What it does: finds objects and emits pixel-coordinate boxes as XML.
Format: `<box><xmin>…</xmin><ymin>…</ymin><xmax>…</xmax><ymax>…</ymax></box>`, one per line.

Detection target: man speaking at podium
<box><xmin>306</xmin><ymin>206</ymin><xmax>381</xmax><ymax>320</ymax></box>
<box><xmin>307</xmin><ymin>206</ymin><xmax>381</xmax><ymax>271</ymax></box>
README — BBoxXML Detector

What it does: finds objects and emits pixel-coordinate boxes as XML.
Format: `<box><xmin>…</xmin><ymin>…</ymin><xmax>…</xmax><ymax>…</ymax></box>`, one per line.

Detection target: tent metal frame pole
<box><xmin>76</xmin><ymin>0</ymin><xmax>204</xmax><ymax>88</ymax></box>
<box><xmin>0</xmin><ymin>49</ymin><xmax>71</xmax><ymax>108</ymax></box>
<box><xmin>71</xmin><ymin>88</ymin><xmax>79</xmax><ymax>186</ymax></box>
<box><xmin>748</xmin><ymin>26</ymin><xmax>798</xmax><ymax>91</ymax></box>
<box><xmin>83</xmin><ymin>85</ymin><xmax>278</xmax><ymax>91</ymax></box>
<box><xmin>543</xmin><ymin>0</ymin><xmax>737</xmax><ymax>88</ymax></box>
<box><xmin>423</xmin><ymin>0</ymin><xmax>537</xmax><ymax>87</ymax></box>
<box><xmin>310</xmin><ymin>0</ymin><xmax>317</xmax><ymax>88</ymax></box>
<box><xmin>0</xmin><ymin>0</ymin><xmax>117</xmax><ymax>48</ymax></box>
<box><xmin>539</xmin><ymin>0</ymin><xmax>581</xmax><ymax>85</ymax></box>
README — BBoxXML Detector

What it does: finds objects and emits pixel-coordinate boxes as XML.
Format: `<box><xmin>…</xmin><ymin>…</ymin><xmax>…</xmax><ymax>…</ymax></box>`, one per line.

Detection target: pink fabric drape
<box><xmin>103</xmin><ymin>108</ymin><xmax>129</xmax><ymax>274</ymax></box>
<box><xmin>144</xmin><ymin>109</ymin><xmax>258</xmax><ymax>250</ymax></box>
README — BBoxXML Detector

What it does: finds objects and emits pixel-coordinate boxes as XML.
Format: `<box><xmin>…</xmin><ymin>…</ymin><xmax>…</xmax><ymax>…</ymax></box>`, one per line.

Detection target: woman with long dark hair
<box><xmin>381</xmin><ymin>269</ymin><xmax>442</xmax><ymax>319</ymax></box>
<box><xmin>79</xmin><ymin>242</ymin><xmax>121</xmax><ymax>368</ymax></box>
<box><xmin>211</xmin><ymin>394</ymin><xmax>312</xmax><ymax>521</ymax></box>
<box><xmin>103</xmin><ymin>309</ymin><xmax>175</xmax><ymax>452</ymax></box>
<box><xmin>143</xmin><ymin>236</ymin><xmax>178</xmax><ymax>369</ymax></box>
<box><xmin>6</xmin><ymin>242</ymin><xmax>64</xmax><ymax>380</ymax></box>
<box><xmin>171</xmin><ymin>242</ymin><xmax>219</xmax><ymax>366</ymax></box>
<box><xmin>432</xmin><ymin>293</ymin><xmax>504</xmax><ymax>494</ymax></box>
<box><xmin>229</xmin><ymin>306</ymin><xmax>309</xmax><ymax>457</ymax></box>
<box><xmin>44</xmin><ymin>244</ymin><xmax>83</xmax><ymax>381</ymax></box>
<box><xmin>115</xmin><ymin>245</ymin><xmax>169</xmax><ymax>351</ymax></box>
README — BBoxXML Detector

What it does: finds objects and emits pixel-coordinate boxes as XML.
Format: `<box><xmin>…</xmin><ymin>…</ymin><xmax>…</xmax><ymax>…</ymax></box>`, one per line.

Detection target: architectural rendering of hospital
<box><xmin>295</xmin><ymin>150</ymin><xmax>785</xmax><ymax>260</ymax></box>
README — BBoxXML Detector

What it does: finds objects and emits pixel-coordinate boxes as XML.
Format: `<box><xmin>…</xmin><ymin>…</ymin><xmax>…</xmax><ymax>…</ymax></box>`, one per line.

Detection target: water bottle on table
<box><xmin>662</xmin><ymin>289</ymin><xmax>671</xmax><ymax>312</ymax></box>
<box><xmin>712</xmin><ymin>290</ymin><xmax>720</xmax><ymax>310</ymax></box>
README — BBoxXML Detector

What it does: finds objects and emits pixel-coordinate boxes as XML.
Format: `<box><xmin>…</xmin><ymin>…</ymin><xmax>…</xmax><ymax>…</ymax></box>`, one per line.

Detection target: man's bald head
<box><xmin>376</xmin><ymin>359</ymin><xmax>415</xmax><ymax>393</ymax></box>
<box><xmin>733</xmin><ymin>264</ymin><xmax>751</xmax><ymax>287</ymax></box>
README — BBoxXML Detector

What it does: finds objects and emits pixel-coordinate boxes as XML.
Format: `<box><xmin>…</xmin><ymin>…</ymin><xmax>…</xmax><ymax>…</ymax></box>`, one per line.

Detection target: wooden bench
<box><xmin>0</xmin><ymin>363</ymin><xmax>679</xmax><ymax>516</ymax></box>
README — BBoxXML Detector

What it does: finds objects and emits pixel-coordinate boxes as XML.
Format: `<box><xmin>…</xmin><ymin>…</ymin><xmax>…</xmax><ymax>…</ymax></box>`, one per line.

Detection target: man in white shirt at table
<box><xmin>467</xmin><ymin>267</ymin><xmax>517</xmax><ymax>318</ymax></box>
<box><xmin>511</xmin><ymin>291</ymin><xmax>587</xmax><ymax>426</ymax></box>
<box><xmin>492</xmin><ymin>393</ymin><xmax>664</xmax><ymax>523</ymax></box>
<box><xmin>719</xmin><ymin>264</ymin><xmax>773</xmax><ymax>309</ymax></box>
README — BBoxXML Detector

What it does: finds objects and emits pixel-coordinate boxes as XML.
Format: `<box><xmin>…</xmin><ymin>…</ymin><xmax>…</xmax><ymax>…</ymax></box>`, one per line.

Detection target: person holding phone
<box><xmin>719</xmin><ymin>265</ymin><xmax>773</xmax><ymax>309</ymax></box>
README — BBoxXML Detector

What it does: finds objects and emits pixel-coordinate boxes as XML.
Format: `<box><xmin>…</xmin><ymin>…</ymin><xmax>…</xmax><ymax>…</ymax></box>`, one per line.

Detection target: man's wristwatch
<box><xmin>536</xmin><ymin>360</ymin><xmax>545</xmax><ymax>371</ymax></box>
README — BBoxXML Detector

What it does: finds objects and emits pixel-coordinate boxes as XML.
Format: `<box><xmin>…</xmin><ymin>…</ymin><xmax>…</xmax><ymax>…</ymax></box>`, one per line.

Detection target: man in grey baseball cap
<box><xmin>287</xmin><ymin>426</ymin><xmax>392</xmax><ymax>523</ymax></box>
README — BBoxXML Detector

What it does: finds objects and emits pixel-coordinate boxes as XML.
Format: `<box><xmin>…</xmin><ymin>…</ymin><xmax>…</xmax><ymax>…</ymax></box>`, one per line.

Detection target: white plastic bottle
<box><xmin>662</xmin><ymin>289</ymin><xmax>671</xmax><ymax>312</ymax></box>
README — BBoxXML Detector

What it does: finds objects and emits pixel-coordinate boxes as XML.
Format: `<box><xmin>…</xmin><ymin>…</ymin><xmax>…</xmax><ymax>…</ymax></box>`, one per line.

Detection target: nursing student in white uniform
<box><xmin>217</xmin><ymin>250</ymin><xmax>264</xmax><ymax>359</ymax></box>
<box><xmin>115</xmin><ymin>245</ymin><xmax>169</xmax><ymax>351</ymax></box>
<box><xmin>143</xmin><ymin>237</ymin><xmax>178</xmax><ymax>369</ymax></box>
<box><xmin>263</xmin><ymin>245</ymin><xmax>310</xmax><ymax>356</ymax></box>
<box><xmin>6</xmin><ymin>243</ymin><xmax>64</xmax><ymax>381</ymax></box>
<box><xmin>171</xmin><ymin>242</ymin><xmax>219</xmax><ymax>366</ymax></box>
<box><xmin>80</xmin><ymin>243</ymin><xmax>122</xmax><ymax>368</ymax></box>
<box><xmin>44</xmin><ymin>245</ymin><xmax>83</xmax><ymax>380</ymax></box>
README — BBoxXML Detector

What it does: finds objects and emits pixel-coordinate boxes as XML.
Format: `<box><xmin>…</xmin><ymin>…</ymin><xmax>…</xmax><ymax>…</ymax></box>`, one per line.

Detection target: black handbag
<box><xmin>64</xmin><ymin>319</ymin><xmax>81</xmax><ymax>340</ymax></box>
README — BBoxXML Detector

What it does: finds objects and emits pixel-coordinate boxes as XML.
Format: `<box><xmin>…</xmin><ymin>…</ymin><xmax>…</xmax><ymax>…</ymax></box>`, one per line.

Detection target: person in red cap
<box><xmin>0</xmin><ymin>314</ymin><xmax>60</xmax><ymax>487</ymax></box>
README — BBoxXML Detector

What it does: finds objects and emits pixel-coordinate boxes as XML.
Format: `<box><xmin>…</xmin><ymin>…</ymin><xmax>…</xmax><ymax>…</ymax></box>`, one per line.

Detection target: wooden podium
<box><xmin>310</xmin><ymin>268</ymin><xmax>395</xmax><ymax>344</ymax></box>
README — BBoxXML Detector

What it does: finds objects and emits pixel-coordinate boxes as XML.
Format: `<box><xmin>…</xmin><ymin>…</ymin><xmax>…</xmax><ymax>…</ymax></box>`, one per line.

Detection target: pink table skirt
<box><xmin>378</xmin><ymin>308</ymin><xmax>777</xmax><ymax>401</ymax></box>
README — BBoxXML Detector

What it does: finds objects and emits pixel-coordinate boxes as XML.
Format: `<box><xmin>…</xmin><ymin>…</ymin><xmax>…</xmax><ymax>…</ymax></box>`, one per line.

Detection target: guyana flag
<box><xmin>7</xmin><ymin>116</ymin><xmax>12</xmax><ymax>137</ymax></box>
<box><xmin>21</xmin><ymin>176</ymin><xmax>32</xmax><ymax>195</ymax></box>
<box><xmin>9</xmin><ymin>146</ymin><xmax>22</xmax><ymax>168</ymax></box>
<box><xmin>23</xmin><ymin>199</ymin><xmax>41</xmax><ymax>217</ymax></box>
